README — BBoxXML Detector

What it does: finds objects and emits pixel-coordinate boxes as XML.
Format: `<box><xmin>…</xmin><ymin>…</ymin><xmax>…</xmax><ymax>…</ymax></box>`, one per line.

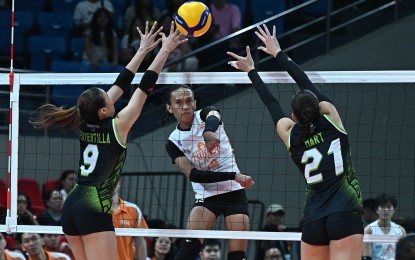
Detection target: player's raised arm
<box><xmin>108</xmin><ymin>21</ymin><xmax>162</xmax><ymax>104</ymax></box>
<box><xmin>116</xmin><ymin>22</ymin><xmax>188</xmax><ymax>142</ymax></box>
<box><xmin>227</xmin><ymin>46</ymin><xmax>294</xmax><ymax>144</ymax></box>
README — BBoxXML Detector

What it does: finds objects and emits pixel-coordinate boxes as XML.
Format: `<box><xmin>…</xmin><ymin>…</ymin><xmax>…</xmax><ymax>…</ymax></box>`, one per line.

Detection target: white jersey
<box><xmin>368</xmin><ymin>220</ymin><xmax>405</xmax><ymax>260</ymax></box>
<box><xmin>168</xmin><ymin>110</ymin><xmax>243</xmax><ymax>199</ymax></box>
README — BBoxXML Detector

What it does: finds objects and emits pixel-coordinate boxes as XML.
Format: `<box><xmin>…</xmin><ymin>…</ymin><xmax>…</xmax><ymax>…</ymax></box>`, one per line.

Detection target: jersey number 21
<box><xmin>301</xmin><ymin>138</ymin><xmax>344</xmax><ymax>184</ymax></box>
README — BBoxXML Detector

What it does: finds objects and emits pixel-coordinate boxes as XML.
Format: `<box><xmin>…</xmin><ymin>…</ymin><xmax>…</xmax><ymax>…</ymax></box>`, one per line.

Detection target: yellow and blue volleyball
<box><xmin>175</xmin><ymin>1</ymin><xmax>212</xmax><ymax>37</ymax></box>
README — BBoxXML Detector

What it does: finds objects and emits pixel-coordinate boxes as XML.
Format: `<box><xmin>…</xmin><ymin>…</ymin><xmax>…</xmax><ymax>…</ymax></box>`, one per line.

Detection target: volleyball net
<box><xmin>1</xmin><ymin>71</ymin><xmax>414</xmax><ymax>257</ymax></box>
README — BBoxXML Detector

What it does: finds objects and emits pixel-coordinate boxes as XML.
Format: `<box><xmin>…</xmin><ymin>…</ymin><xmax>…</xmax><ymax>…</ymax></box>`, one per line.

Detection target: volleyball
<box><xmin>175</xmin><ymin>1</ymin><xmax>212</xmax><ymax>37</ymax></box>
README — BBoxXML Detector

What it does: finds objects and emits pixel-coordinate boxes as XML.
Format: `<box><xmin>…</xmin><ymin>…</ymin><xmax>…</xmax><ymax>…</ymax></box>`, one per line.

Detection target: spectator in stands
<box><xmin>158</xmin><ymin>13</ymin><xmax>199</xmax><ymax>72</ymax></box>
<box><xmin>396</xmin><ymin>234</ymin><xmax>415</xmax><ymax>260</ymax></box>
<box><xmin>42</xmin><ymin>234</ymin><xmax>74</xmax><ymax>260</ymax></box>
<box><xmin>162</xmin><ymin>0</ymin><xmax>185</xmax><ymax>20</ymax></box>
<box><xmin>0</xmin><ymin>232</ymin><xmax>26</xmax><ymax>260</ymax></box>
<box><xmin>362</xmin><ymin>198</ymin><xmax>378</xmax><ymax>227</ymax></box>
<box><xmin>198</xmin><ymin>0</ymin><xmax>242</xmax><ymax>69</ymax></box>
<box><xmin>147</xmin><ymin>237</ymin><xmax>175</xmax><ymax>260</ymax></box>
<box><xmin>82</xmin><ymin>8</ymin><xmax>122</xmax><ymax>73</ymax></box>
<box><xmin>200</xmin><ymin>239</ymin><xmax>221</xmax><ymax>260</ymax></box>
<box><xmin>20</xmin><ymin>232</ymin><xmax>71</xmax><ymax>260</ymax></box>
<box><xmin>256</xmin><ymin>204</ymin><xmax>291</xmax><ymax>260</ymax></box>
<box><xmin>112</xmin><ymin>180</ymin><xmax>148</xmax><ymax>260</ymax></box>
<box><xmin>73</xmin><ymin>0</ymin><xmax>114</xmax><ymax>36</ymax></box>
<box><xmin>37</xmin><ymin>190</ymin><xmax>63</xmax><ymax>226</ymax></box>
<box><xmin>0</xmin><ymin>0</ymin><xmax>11</xmax><ymax>10</ymax></box>
<box><xmin>17</xmin><ymin>192</ymin><xmax>39</xmax><ymax>225</ymax></box>
<box><xmin>59</xmin><ymin>170</ymin><xmax>77</xmax><ymax>202</ymax></box>
<box><xmin>264</xmin><ymin>247</ymin><xmax>284</xmax><ymax>260</ymax></box>
<box><xmin>124</xmin><ymin>0</ymin><xmax>161</xmax><ymax>34</ymax></box>
<box><xmin>120</xmin><ymin>17</ymin><xmax>155</xmax><ymax>69</ymax></box>
<box><xmin>363</xmin><ymin>193</ymin><xmax>406</xmax><ymax>259</ymax></box>
<box><xmin>209</xmin><ymin>0</ymin><xmax>242</xmax><ymax>41</ymax></box>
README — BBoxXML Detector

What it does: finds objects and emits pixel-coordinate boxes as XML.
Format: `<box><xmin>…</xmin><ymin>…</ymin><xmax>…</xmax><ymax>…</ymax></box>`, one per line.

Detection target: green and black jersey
<box><xmin>76</xmin><ymin>117</ymin><xmax>126</xmax><ymax>213</ymax></box>
<box><xmin>289</xmin><ymin>114</ymin><xmax>362</xmax><ymax>224</ymax></box>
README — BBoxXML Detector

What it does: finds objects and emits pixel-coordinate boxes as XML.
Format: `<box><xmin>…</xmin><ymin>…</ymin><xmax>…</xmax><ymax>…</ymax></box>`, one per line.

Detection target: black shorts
<box><xmin>302</xmin><ymin>211</ymin><xmax>363</xmax><ymax>245</ymax></box>
<box><xmin>194</xmin><ymin>189</ymin><xmax>249</xmax><ymax>218</ymax></box>
<box><xmin>61</xmin><ymin>185</ymin><xmax>114</xmax><ymax>236</ymax></box>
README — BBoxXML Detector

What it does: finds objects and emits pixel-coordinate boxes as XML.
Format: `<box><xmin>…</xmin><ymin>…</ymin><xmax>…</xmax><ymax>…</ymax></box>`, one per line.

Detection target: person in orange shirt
<box><xmin>20</xmin><ymin>232</ymin><xmax>71</xmax><ymax>260</ymax></box>
<box><xmin>112</xmin><ymin>180</ymin><xmax>148</xmax><ymax>260</ymax></box>
<box><xmin>0</xmin><ymin>233</ymin><xmax>26</xmax><ymax>260</ymax></box>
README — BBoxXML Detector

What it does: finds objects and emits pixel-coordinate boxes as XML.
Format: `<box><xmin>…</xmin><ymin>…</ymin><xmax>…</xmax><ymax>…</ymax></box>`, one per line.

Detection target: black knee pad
<box><xmin>174</xmin><ymin>238</ymin><xmax>202</xmax><ymax>260</ymax></box>
<box><xmin>227</xmin><ymin>250</ymin><xmax>247</xmax><ymax>260</ymax></box>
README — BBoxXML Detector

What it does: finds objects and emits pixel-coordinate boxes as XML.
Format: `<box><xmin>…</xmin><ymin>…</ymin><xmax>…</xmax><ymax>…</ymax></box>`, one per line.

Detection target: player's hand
<box><xmin>137</xmin><ymin>21</ymin><xmax>163</xmax><ymax>53</ymax></box>
<box><xmin>255</xmin><ymin>24</ymin><xmax>281</xmax><ymax>58</ymax></box>
<box><xmin>203</xmin><ymin>131</ymin><xmax>220</xmax><ymax>154</ymax></box>
<box><xmin>159</xmin><ymin>21</ymin><xmax>188</xmax><ymax>54</ymax></box>
<box><xmin>235</xmin><ymin>173</ymin><xmax>255</xmax><ymax>189</ymax></box>
<box><xmin>227</xmin><ymin>46</ymin><xmax>255</xmax><ymax>72</ymax></box>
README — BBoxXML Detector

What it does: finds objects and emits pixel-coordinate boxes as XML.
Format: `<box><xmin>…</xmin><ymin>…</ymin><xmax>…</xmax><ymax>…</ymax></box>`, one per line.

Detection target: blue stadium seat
<box><xmin>52</xmin><ymin>0</ymin><xmax>80</xmax><ymax>13</ymax></box>
<box><xmin>51</xmin><ymin>60</ymin><xmax>88</xmax><ymax>107</ymax></box>
<box><xmin>153</xmin><ymin>0</ymin><xmax>165</xmax><ymax>13</ymax></box>
<box><xmin>70</xmin><ymin>37</ymin><xmax>85</xmax><ymax>60</ymax></box>
<box><xmin>28</xmin><ymin>36</ymin><xmax>67</xmax><ymax>71</ymax></box>
<box><xmin>37</xmin><ymin>12</ymin><xmax>74</xmax><ymax>40</ymax></box>
<box><xmin>0</xmin><ymin>10</ymin><xmax>34</xmax><ymax>56</ymax></box>
<box><xmin>303</xmin><ymin>0</ymin><xmax>333</xmax><ymax>16</ymax></box>
<box><xmin>252</xmin><ymin>0</ymin><xmax>286</xmax><ymax>34</ymax></box>
<box><xmin>15</xmin><ymin>0</ymin><xmax>45</xmax><ymax>12</ymax></box>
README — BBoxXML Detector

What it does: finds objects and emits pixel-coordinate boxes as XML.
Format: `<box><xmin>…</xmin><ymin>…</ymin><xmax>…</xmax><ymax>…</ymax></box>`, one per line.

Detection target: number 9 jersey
<box><xmin>289</xmin><ymin>114</ymin><xmax>363</xmax><ymax>225</ymax></box>
<box><xmin>78</xmin><ymin>117</ymin><xmax>126</xmax><ymax>212</ymax></box>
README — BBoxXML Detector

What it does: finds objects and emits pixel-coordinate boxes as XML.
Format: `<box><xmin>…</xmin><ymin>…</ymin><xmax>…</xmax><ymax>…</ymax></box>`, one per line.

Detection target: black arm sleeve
<box><xmin>189</xmin><ymin>168</ymin><xmax>236</xmax><ymax>183</ymax></box>
<box><xmin>248</xmin><ymin>69</ymin><xmax>286</xmax><ymax>126</ymax></box>
<box><xmin>275</xmin><ymin>51</ymin><xmax>331</xmax><ymax>102</ymax></box>
<box><xmin>166</xmin><ymin>140</ymin><xmax>185</xmax><ymax>164</ymax></box>
<box><xmin>137</xmin><ymin>70</ymin><xmax>159</xmax><ymax>95</ymax></box>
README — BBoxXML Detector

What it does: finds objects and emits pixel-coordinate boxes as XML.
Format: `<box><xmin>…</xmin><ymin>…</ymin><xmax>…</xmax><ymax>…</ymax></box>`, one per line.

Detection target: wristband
<box><xmin>113</xmin><ymin>68</ymin><xmax>135</xmax><ymax>92</ymax></box>
<box><xmin>137</xmin><ymin>70</ymin><xmax>159</xmax><ymax>95</ymax></box>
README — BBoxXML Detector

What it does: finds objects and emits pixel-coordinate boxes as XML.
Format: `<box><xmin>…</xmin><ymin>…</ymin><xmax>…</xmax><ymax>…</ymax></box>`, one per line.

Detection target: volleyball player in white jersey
<box><xmin>165</xmin><ymin>85</ymin><xmax>255</xmax><ymax>260</ymax></box>
<box><xmin>363</xmin><ymin>193</ymin><xmax>406</xmax><ymax>260</ymax></box>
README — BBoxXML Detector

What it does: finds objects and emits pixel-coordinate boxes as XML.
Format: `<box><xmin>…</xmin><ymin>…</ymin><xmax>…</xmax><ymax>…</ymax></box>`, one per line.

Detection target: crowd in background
<box><xmin>1</xmin><ymin>168</ymin><xmax>415</xmax><ymax>259</ymax></box>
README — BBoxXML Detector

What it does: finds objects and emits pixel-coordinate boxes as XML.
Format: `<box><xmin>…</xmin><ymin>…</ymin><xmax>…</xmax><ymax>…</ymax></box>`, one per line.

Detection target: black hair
<box><xmin>166</xmin><ymin>85</ymin><xmax>194</xmax><ymax>105</ymax></box>
<box><xmin>159</xmin><ymin>85</ymin><xmax>194</xmax><ymax>126</ymax></box>
<box><xmin>396</xmin><ymin>235</ymin><xmax>415</xmax><ymax>260</ymax></box>
<box><xmin>17</xmin><ymin>191</ymin><xmax>33</xmax><ymax>212</ymax></box>
<box><xmin>375</xmin><ymin>193</ymin><xmax>398</xmax><ymax>208</ymax></box>
<box><xmin>363</xmin><ymin>198</ymin><xmax>377</xmax><ymax>211</ymax></box>
<box><xmin>148</xmin><ymin>237</ymin><xmax>175</xmax><ymax>260</ymax></box>
<box><xmin>78</xmin><ymin>87</ymin><xmax>106</xmax><ymax>124</ymax></box>
<box><xmin>59</xmin><ymin>170</ymin><xmax>76</xmax><ymax>182</ymax></box>
<box><xmin>44</xmin><ymin>189</ymin><xmax>60</xmax><ymax>203</ymax></box>
<box><xmin>291</xmin><ymin>89</ymin><xmax>320</xmax><ymax>127</ymax></box>
<box><xmin>290</xmin><ymin>89</ymin><xmax>320</xmax><ymax>154</ymax></box>
<box><xmin>201</xmin><ymin>238</ymin><xmax>221</xmax><ymax>250</ymax></box>
<box><xmin>90</xmin><ymin>8</ymin><xmax>115</xmax><ymax>62</ymax></box>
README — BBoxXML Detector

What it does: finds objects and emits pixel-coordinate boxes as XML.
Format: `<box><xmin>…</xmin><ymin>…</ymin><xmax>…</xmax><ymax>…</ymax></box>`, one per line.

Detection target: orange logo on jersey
<box><xmin>192</xmin><ymin>142</ymin><xmax>219</xmax><ymax>170</ymax></box>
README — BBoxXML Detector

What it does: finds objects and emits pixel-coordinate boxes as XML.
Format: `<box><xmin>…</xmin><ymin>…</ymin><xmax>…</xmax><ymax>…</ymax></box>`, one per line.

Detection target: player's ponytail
<box><xmin>30</xmin><ymin>104</ymin><xmax>81</xmax><ymax>129</ymax></box>
<box><xmin>31</xmin><ymin>87</ymin><xmax>106</xmax><ymax>129</ymax></box>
